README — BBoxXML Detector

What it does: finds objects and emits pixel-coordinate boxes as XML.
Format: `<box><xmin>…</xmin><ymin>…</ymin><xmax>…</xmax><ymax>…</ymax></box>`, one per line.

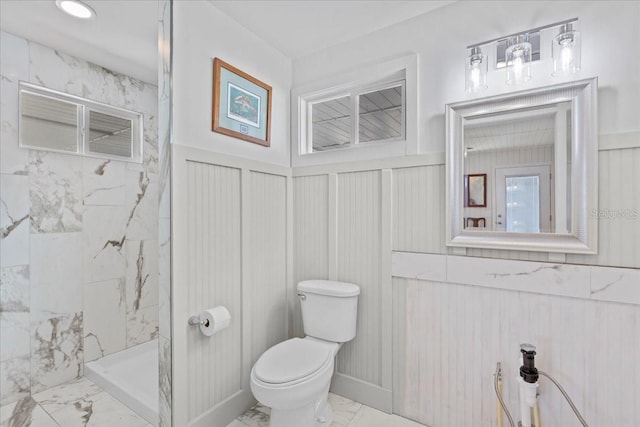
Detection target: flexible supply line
<box><xmin>494</xmin><ymin>363</ymin><xmax>516</xmax><ymax>427</ymax></box>
<box><xmin>538</xmin><ymin>371</ymin><xmax>590</xmax><ymax>427</ymax></box>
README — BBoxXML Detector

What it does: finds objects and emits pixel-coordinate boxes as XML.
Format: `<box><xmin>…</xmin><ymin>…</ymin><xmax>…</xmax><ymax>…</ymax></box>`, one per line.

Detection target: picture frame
<box><xmin>212</xmin><ymin>58</ymin><xmax>272</xmax><ymax>147</ymax></box>
<box><xmin>465</xmin><ymin>173</ymin><xmax>487</xmax><ymax>207</ymax></box>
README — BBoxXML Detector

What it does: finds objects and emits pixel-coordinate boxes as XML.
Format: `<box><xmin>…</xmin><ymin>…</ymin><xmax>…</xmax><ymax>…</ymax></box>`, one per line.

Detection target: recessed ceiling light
<box><xmin>55</xmin><ymin>0</ymin><xmax>96</xmax><ymax>20</ymax></box>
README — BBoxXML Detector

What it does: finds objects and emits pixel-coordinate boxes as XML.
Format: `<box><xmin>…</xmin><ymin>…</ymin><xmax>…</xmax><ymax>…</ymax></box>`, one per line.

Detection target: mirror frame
<box><xmin>445</xmin><ymin>78</ymin><xmax>598</xmax><ymax>254</ymax></box>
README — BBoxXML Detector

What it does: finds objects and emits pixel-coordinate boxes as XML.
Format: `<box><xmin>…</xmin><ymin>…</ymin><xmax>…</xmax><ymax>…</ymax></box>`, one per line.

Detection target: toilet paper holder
<box><xmin>188</xmin><ymin>315</ymin><xmax>209</xmax><ymax>327</ymax></box>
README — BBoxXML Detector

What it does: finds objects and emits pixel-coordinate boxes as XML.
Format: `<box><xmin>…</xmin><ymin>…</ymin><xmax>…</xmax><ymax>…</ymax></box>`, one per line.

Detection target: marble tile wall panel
<box><xmin>1</xmin><ymin>175</ymin><xmax>30</xmax><ymax>267</ymax></box>
<box><xmin>0</xmin><ymin>357</ymin><xmax>30</xmax><ymax>406</ymax></box>
<box><xmin>590</xmin><ymin>266</ymin><xmax>640</xmax><ymax>305</ymax></box>
<box><xmin>126</xmin><ymin>305</ymin><xmax>159</xmax><ymax>347</ymax></box>
<box><xmin>0</xmin><ymin>31</ymin><xmax>29</xmax><ymax>176</ymax></box>
<box><xmin>0</xmin><ymin>265</ymin><xmax>29</xmax><ymax>313</ymax></box>
<box><xmin>0</xmin><ymin>265</ymin><xmax>30</xmax><ymax>406</ymax></box>
<box><xmin>30</xmin><ymin>312</ymin><xmax>83</xmax><ymax>394</ymax></box>
<box><xmin>125</xmin><ymin>170</ymin><xmax>159</xmax><ymax>241</ymax></box>
<box><xmin>447</xmin><ymin>254</ymin><xmax>590</xmax><ymax>299</ymax></box>
<box><xmin>29</xmin><ymin>151</ymin><xmax>83</xmax><ymax>234</ymax></box>
<box><xmin>82</xmin><ymin>158</ymin><xmax>127</xmax><ymax>206</ymax></box>
<box><xmin>0</xmin><ymin>313</ymin><xmax>29</xmax><ymax>362</ymax></box>
<box><xmin>125</xmin><ymin>240</ymin><xmax>159</xmax><ymax>313</ymax></box>
<box><xmin>28</xmin><ymin>42</ymin><xmax>157</xmax><ymax>114</ymax></box>
<box><xmin>83</xmin><ymin>279</ymin><xmax>127</xmax><ymax>362</ymax></box>
<box><xmin>82</xmin><ymin>205</ymin><xmax>128</xmax><ymax>283</ymax></box>
<box><xmin>391</xmin><ymin>252</ymin><xmax>446</xmax><ymax>282</ymax></box>
<box><xmin>30</xmin><ymin>232</ymin><xmax>83</xmax><ymax>394</ymax></box>
<box><xmin>30</xmin><ymin>233</ymin><xmax>82</xmax><ymax>315</ymax></box>
<box><xmin>393</xmin><ymin>251</ymin><xmax>639</xmax><ymax>306</ymax></box>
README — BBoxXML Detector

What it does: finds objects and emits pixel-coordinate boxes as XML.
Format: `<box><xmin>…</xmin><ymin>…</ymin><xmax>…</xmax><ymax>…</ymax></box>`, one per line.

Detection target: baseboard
<box><xmin>329</xmin><ymin>373</ymin><xmax>393</xmax><ymax>414</ymax></box>
<box><xmin>189</xmin><ymin>388</ymin><xmax>256</xmax><ymax>427</ymax></box>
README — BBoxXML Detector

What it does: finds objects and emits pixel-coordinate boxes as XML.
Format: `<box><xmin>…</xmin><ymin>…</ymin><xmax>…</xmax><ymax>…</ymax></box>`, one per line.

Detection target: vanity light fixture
<box><xmin>552</xmin><ymin>23</ymin><xmax>581</xmax><ymax>76</ymax></box>
<box><xmin>505</xmin><ymin>34</ymin><xmax>532</xmax><ymax>85</ymax></box>
<box><xmin>465</xmin><ymin>18</ymin><xmax>580</xmax><ymax>91</ymax></box>
<box><xmin>465</xmin><ymin>47</ymin><xmax>488</xmax><ymax>93</ymax></box>
<box><xmin>55</xmin><ymin>0</ymin><xmax>96</xmax><ymax>20</ymax></box>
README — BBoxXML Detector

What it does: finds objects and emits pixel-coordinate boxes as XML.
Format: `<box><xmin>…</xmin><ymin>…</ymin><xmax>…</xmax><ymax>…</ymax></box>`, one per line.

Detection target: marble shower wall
<box><xmin>0</xmin><ymin>31</ymin><xmax>159</xmax><ymax>405</ymax></box>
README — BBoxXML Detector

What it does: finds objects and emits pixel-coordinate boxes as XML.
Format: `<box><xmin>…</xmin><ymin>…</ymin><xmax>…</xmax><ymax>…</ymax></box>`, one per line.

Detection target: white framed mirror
<box><xmin>446</xmin><ymin>78</ymin><xmax>598</xmax><ymax>254</ymax></box>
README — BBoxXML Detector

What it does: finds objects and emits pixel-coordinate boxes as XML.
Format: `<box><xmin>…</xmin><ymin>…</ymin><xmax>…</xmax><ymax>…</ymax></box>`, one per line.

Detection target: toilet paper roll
<box><xmin>199</xmin><ymin>306</ymin><xmax>231</xmax><ymax>336</ymax></box>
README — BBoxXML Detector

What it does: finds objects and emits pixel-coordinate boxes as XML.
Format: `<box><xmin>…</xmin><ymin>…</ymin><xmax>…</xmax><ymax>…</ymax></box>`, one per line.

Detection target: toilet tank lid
<box><xmin>297</xmin><ymin>280</ymin><xmax>360</xmax><ymax>297</ymax></box>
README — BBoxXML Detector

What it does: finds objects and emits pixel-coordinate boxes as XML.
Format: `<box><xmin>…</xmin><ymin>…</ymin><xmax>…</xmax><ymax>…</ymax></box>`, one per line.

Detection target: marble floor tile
<box><xmin>328</xmin><ymin>393</ymin><xmax>362</xmax><ymax>427</ymax></box>
<box><xmin>227</xmin><ymin>393</ymin><xmax>425</xmax><ymax>427</ymax></box>
<box><xmin>32</xmin><ymin>377</ymin><xmax>102</xmax><ymax>415</ymax></box>
<box><xmin>347</xmin><ymin>406</ymin><xmax>425</xmax><ymax>427</ymax></box>
<box><xmin>235</xmin><ymin>403</ymin><xmax>270</xmax><ymax>427</ymax></box>
<box><xmin>45</xmin><ymin>391</ymin><xmax>148</xmax><ymax>427</ymax></box>
<box><xmin>0</xmin><ymin>396</ymin><xmax>59</xmax><ymax>427</ymax></box>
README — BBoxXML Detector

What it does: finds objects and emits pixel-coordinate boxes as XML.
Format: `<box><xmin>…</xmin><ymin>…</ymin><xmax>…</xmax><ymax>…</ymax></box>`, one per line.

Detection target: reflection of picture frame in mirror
<box><xmin>465</xmin><ymin>173</ymin><xmax>486</xmax><ymax>207</ymax></box>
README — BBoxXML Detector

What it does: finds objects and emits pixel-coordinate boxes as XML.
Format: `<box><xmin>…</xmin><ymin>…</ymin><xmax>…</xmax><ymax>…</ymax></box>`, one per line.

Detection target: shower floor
<box><xmin>85</xmin><ymin>339</ymin><xmax>159</xmax><ymax>425</ymax></box>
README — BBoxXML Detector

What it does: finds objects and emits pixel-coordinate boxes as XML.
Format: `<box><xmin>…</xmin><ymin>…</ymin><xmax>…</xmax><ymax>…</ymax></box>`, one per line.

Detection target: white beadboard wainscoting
<box><xmin>392</xmin><ymin>252</ymin><xmax>639</xmax><ymax>427</ymax></box>
<box><xmin>292</xmin><ymin>133</ymin><xmax>639</xmax><ymax>425</ymax></box>
<box><xmin>171</xmin><ymin>145</ymin><xmax>292</xmax><ymax>427</ymax></box>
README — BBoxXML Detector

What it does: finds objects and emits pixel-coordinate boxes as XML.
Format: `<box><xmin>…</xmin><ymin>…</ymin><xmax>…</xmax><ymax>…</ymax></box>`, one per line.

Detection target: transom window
<box><xmin>301</xmin><ymin>73</ymin><xmax>406</xmax><ymax>154</ymax></box>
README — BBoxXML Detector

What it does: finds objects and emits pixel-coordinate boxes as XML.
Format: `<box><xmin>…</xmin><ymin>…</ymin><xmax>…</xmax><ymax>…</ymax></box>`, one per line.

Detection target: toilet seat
<box><xmin>254</xmin><ymin>338</ymin><xmax>333</xmax><ymax>385</ymax></box>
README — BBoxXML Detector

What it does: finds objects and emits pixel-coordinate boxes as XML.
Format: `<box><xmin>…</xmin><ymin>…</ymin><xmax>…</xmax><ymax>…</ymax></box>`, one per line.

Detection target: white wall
<box><xmin>173</xmin><ymin>1</ymin><xmax>292</xmax><ymax>167</ymax></box>
<box><xmin>291</xmin><ymin>2</ymin><xmax>640</xmax><ymax>426</ymax></box>
<box><xmin>293</xmin><ymin>1</ymin><xmax>640</xmax><ymax>154</ymax></box>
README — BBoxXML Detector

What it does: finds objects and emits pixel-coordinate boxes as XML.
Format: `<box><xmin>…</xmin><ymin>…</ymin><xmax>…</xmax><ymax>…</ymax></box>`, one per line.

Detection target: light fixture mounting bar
<box><xmin>466</xmin><ymin>17</ymin><xmax>578</xmax><ymax>49</ymax></box>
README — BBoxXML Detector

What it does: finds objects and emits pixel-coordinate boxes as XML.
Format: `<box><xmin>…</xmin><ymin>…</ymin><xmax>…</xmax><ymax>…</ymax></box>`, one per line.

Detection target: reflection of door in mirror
<box><xmin>495</xmin><ymin>165</ymin><xmax>551</xmax><ymax>233</ymax></box>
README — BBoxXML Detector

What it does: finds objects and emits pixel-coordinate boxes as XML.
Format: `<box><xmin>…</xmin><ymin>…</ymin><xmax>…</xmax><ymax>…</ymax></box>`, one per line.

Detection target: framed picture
<box><xmin>465</xmin><ymin>173</ymin><xmax>487</xmax><ymax>207</ymax></box>
<box><xmin>212</xmin><ymin>58</ymin><xmax>272</xmax><ymax>147</ymax></box>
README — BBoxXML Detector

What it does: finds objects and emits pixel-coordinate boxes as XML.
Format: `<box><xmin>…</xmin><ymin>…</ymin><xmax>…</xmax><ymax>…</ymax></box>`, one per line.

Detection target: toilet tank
<box><xmin>297</xmin><ymin>280</ymin><xmax>360</xmax><ymax>343</ymax></box>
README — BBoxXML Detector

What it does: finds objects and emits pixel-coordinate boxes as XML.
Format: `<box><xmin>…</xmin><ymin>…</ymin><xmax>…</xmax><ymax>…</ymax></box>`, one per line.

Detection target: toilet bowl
<box><xmin>250</xmin><ymin>280</ymin><xmax>360</xmax><ymax>427</ymax></box>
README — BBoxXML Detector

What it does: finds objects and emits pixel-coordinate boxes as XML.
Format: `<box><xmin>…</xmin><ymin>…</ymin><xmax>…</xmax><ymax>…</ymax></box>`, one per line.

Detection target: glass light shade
<box><xmin>552</xmin><ymin>24</ymin><xmax>581</xmax><ymax>76</ymax></box>
<box><xmin>505</xmin><ymin>35</ymin><xmax>532</xmax><ymax>85</ymax></box>
<box><xmin>465</xmin><ymin>47</ymin><xmax>488</xmax><ymax>93</ymax></box>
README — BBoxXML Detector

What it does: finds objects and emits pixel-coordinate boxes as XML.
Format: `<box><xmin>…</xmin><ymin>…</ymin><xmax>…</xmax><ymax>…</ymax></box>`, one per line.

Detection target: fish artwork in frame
<box><xmin>212</xmin><ymin>58</ymin><xmax>272</xmax><ymax>146</ymax></box>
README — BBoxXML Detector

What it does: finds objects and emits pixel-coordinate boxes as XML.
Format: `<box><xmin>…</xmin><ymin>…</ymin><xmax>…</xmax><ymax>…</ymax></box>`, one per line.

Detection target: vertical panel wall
<box><xmin>185</xmin><ymin>162</ymin><xmax>243</xmax><ymax>419</ymax></box>
<box><xmin>393</xmin><ymin>165</ymin><xmax>446</xmax><ymax>253</ymax></box>
<box><xmin>292</xmin><ymin>175</ymin><xmax>329</xmax><ymax>337</ymax></box>
<box><xmin>247</xmin><ymin>171</ymin><xmax>288</xmax><ymax>363</ymax></box>
<box><xmin>293</xmin><ymin>139</ymin><xmax>640</xmax><ymax>425</ymax></box>
<box><xmin>335</xmin><ymin>171</ymin><xmax>382</xmax><ymax>386</ymax></box>
<box><xmin>172</xmin><ymin>146</ymin><xmax>291</xmax><ymax>427</ymax></box>
<box><xmin>393</xmin><ymin>277</ymin><xmax>639</xmax><ymax>427</ymax></box>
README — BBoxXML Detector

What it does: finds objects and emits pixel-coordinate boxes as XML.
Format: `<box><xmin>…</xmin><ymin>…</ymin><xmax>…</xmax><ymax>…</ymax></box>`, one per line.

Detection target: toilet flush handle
<box><xmin>297</xmin><ymin>293</ymin><xmax>307</xmax><ymax>301</ymax></box>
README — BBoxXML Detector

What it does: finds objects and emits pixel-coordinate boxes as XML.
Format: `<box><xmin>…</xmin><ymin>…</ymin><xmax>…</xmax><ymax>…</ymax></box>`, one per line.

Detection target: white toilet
<box><xmin>250</xmin><ymin>280</ymin><xmax>360</xmax><ymax>427</ymax></box>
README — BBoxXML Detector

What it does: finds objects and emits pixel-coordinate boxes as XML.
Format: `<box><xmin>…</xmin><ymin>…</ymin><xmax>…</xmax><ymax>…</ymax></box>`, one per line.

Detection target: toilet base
<box><xmin>268</xmin><ymin>389</ymin><xmax>332</xmax><ymax>427</ymax></box>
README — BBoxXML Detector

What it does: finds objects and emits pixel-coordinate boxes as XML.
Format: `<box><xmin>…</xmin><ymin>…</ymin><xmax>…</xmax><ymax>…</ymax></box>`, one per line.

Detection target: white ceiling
<box><xmin>0</xmin><ymin>0</ymin><xmax>454</xmax><ymax>86</ymax></box>
<box><xmin>0</xmin><ymin>0</ymin><xmax>158</xmax><ymax>84</ymax></box>
<box><xmin>210</xmin><ymin>0</ymin><xmax>455</xmax><ymax>59</ymax></box>
<box><xmin>465</xmin><ymin>115</ymin><xmax>557</xmax><ymax>153</ymax></box>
